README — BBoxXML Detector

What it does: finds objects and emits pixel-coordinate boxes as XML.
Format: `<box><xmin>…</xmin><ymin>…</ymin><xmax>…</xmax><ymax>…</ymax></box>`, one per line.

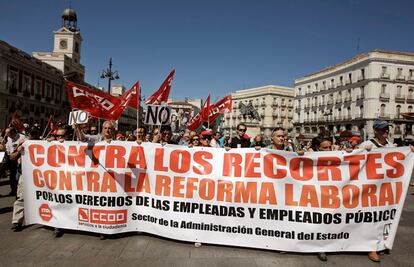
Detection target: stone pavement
<box><xmin>0</xmin><ymin>180</ymin><xmax>413</xmax><ymax>267</ymax></box>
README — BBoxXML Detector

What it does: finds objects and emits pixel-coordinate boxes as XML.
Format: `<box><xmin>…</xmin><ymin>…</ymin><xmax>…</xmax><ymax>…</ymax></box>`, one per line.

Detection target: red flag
<box><xmin>65</xmin><ymin>80</ymin><xmax>122</xmax><ymax>121</ymax></box>
<box><xmin>145</xmin><ymin>69</ymin><xmax>175</xmax><ymax>105</ymax></box>
<box><xmin>9</xmin><ymin>112</ymin><xmax>25</xmax><ymax>132</ymax></box>
<box><xmin>187</xmin><ymin>113</ymin><xmax>202</xmax><ymax>131</ymax></box>
<box><xmin>208</xmin><ymin>95</ymin><xmax>232</xmax><ymax>123</ymax></box>
<box><xmin>187</xmin><ymin>95</ymin><xmax>210</xmax><ymax>131</ymax></box>
<box><xmin>124</xmin><ymin>81</ymin><xmax>140</xmax><ymax>110</ymax></box>
<box><xmin>109</xmin><ymin>81</ymin><xmax>141</xmax><ymax>119</ymax></box>
<box><xmin>200</xmin><ymin>95</ymin><xmax>211</xmax><ymax>121</ymax></box>
<box><xmin>45</xmin><ymin>116</ymin><xmax>58</xmax><ymax>131</ymax></box>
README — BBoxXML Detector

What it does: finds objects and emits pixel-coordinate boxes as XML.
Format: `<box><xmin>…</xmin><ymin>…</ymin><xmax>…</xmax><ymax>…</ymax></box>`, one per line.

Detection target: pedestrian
<box><xmin>5</xmin><ymin>127</ymin><xmax>26</xmax><ymax>196</ymax></box>
<box><xmin>11</xmin><ymin>127</ymin><xmax>40</xmax><ymax>232</ymax></box>
<box><xmin>359</xmin><ymin>119</ymin><xmax>393</xmax><ymax>262</ymax></box>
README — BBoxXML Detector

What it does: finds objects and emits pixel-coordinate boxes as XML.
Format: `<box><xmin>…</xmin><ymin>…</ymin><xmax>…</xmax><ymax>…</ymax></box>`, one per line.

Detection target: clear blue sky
<box><xmin>1</xmin><ymin>0</ymin><xmax>414</xmax><ymax>101</ymax></box>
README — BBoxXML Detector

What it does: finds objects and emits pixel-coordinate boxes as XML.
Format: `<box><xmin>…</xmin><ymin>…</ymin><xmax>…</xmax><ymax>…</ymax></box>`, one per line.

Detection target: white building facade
<box><xmin>222</xmin><ymin>85</ymin><xmax>294</xmax><ymax>139</ymax></box>
<box><xmin>294</xmin><ymin>50</ymin><xmax>414</xmax><ymax>143</ymax></box>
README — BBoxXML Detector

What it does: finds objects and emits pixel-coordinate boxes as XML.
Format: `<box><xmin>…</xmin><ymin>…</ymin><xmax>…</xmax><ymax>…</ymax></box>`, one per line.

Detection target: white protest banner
<box><xmin>68</xmin><ymin>110</ymin><xmax>89</xmax><ymax>126</ymax></box>
<box><xmin>0</xmin><ymin>152</ymin><xmax>5</xmax><ymax>162</ymax></box>
<box><xmin>144</xmin><ymin>105</ymin><xmax>170</xmax><ymax>125</ymax></box>
<box><xmin>22</xmin><ymin>142</ymin><xmax>414</xmax><ymax>252</ymax></box>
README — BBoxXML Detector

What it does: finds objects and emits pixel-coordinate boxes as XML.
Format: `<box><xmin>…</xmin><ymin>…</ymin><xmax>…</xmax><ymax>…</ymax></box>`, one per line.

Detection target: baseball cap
<box><xmin>200</xmin><ymin>130</ymin><xmax>213</xmax><ymax>137</ymax></box>
<box><xmin>373</xmin><ymin>119</ymin><xmax>392</xmax><ymax>129</ymax></box>
<box><xmin>348</xmin><ymin>136</ymin><xmax>361</xmax><ymax>143</ymax></box>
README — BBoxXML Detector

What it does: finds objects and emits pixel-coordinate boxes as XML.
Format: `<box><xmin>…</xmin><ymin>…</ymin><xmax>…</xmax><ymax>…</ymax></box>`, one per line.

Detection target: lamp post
<box><xmin>100</xmin><ymin>57</ymin><xmax>119</xmax><ymax>93</ymax></box>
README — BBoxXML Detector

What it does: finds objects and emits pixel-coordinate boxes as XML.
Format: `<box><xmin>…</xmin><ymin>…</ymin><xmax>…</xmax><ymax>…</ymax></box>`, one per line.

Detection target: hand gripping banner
<box><xmin>22</xmin><ymin>142</ymin><xmax>414</xmax><ymax>252</ymax></box>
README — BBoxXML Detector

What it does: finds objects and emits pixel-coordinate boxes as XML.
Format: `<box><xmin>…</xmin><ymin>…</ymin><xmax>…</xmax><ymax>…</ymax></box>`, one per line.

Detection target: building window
<box><xmin>7</xmin><ymin>66</ymin><xmax>18</xmax><ymax>93</ymax></box>
<box><xmin>408</xmin><ymin>105</ymin><xmax>413</xmax><ymax>113</ymax></box>
<box><xmin>75</xmin><ymin>42</ymin><xmax>79</xmax><ymax>53</ymax></box>
<box><xmin>397</xmin><ymin>85</ymin><xmax>402</xmax><ymax>96</ymax></box>
<box><xmin>397</xmin><ymin>68</ymin><xmax>403</xmax><ymax>77</ymax></box>
<box><xmin>396</xmin><ymin>105</ymin><xmax>401</xmax><ymax>118</ymax></box>
<box><xmin>380</xmin><ymin>104</ymin><xmax>386</xmax><ymax>116</ymax></box>
<box><xmin>381</xmin><ymin>84</ymin><xmax>386</xmax><ymax>94</ymax></box>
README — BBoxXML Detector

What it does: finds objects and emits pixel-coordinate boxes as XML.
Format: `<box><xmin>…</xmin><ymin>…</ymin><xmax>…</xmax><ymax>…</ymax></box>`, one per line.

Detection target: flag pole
<box><xmin>42</xmin><ymin>115</ymin><xmax>52</xmax><ymax>138</ymax></box>
<box><xmin>136</xmin><ymin>85</ymin><xmax>140</xmax><ymax>130</ymax></box>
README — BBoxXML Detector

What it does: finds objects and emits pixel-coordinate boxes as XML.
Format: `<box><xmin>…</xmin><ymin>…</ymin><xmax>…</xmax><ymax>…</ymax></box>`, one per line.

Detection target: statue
<box><xmin>239</xmin><ymin>102</ymin><xmax>261</xmax><ymax>121</ymax></box>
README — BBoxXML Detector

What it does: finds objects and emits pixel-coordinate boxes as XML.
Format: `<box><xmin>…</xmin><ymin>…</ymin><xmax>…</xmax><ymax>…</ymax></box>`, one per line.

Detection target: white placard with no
<box><xmin>68</xmin><ymin>110</ymin><xmax>89</xmax><ymax>125</ymax></box>
<box><xmin>144</xmin><ymin>105</ymin><xmax>171</xmax><ymax>125</ymax></box>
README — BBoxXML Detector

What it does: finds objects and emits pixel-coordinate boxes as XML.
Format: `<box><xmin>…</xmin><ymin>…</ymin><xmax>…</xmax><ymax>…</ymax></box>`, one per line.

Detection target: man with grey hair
<box><xmin>75</xmin><ymin>121</ymin><xmax>115</xmax><ymax>143</ymax></box>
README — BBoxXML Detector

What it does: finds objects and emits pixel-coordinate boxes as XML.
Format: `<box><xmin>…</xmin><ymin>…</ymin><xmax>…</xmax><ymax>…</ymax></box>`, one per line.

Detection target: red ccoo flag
<box><xmin>187</xmin><ymin>95</ymin><xmax>211</xmax><ymax>131</ymax></box>
<box><xmin>145</xmin><ymin>69</ymin><xmax>175</xmax><ymax>105</ymax></box>
<box><xmin>124</xmin><ymin>81</ymin><xmax>140</xmax><ymax>110</ymax></box>
<box><xmin>65</xmin><ymin>80</ymin><xmax>123</xmax><ymax>121</ymax></box>
<box><xmin>208</xmin><ymin>95</ymin><xmax>232</xmax><ymax>123</ymax></box>
<box><xmin>109</xmin><ymin>81</ymin><xmax>141</xmax><ymax>119</ymax></box>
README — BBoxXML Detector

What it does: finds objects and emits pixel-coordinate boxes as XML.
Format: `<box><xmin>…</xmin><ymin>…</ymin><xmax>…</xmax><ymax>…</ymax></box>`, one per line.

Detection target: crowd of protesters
<box><xmin>0</xmin><ymin>117</ymin><xmax>412</xmax><ymax>263</ymax></box>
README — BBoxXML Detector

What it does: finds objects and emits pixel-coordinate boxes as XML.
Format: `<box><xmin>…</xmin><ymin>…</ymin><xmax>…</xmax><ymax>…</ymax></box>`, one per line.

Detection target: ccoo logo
<box><xmin>78</xmin><ymin>208</ymin><xmax>127</xmax><ymax>225</ymax></box>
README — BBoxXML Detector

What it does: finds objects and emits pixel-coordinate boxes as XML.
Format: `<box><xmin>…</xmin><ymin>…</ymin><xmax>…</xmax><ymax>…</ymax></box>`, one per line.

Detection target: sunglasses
<box><xmin>201</xmin><ymin>136</ymin><xmax>211</xmax><ymax>140</ymax></box>
<box><xmin>53</xmin><ymin>134</ymin><xmax>65</xmax><ymax>138</ymax></box>
<box><xmin>238</xmin><ymin>128</ymin><xmax>246</xmax><ymax>132</ymax></box>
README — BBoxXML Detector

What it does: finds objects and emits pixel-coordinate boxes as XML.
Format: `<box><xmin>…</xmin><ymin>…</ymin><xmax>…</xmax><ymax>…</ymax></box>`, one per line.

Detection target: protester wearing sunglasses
<box><xmin>230</xmin><ymin>123</ymin><xmax>251</xmax><ymax>148</ymax></box>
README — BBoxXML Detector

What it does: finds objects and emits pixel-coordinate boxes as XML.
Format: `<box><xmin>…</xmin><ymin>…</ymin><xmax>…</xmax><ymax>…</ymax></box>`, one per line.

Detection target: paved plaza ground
<box><xmin>0</xmin><ymin>177</ymin><xmax>413</xmax><ymax>267</ymax></box>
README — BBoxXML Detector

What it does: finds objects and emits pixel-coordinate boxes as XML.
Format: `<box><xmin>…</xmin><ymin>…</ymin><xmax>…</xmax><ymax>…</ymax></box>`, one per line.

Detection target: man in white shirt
<box><xmin>359</xmin><ymin>119</ymin><xmax>393</xmax><ymax>262</ymax></box>
<box><xmin>360</xmin><ymin>119</ymin><xmax>394</xmax><ymax>149</ymax></box>
<box><xmin>5</xmin><ymin>127</ymin><xmax>25</xmax><ymax>196</ymax></box>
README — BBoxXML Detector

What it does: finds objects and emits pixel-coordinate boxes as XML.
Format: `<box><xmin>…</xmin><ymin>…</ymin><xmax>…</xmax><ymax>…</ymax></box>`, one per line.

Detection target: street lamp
<box><xmin>100</xmin><ymin>57</ymin><xmax>119</xmax><ymax>93</ymax></box>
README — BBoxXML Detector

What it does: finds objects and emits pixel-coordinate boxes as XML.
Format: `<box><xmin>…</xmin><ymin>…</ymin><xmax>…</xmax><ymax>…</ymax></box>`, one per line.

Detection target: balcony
<box><xmin>407</xmin><ymin>95</ymin><xmax>414</xmax><ymax>103</ymax></box>
<box><xmin>342</xmin><ymin>115</ymin><xmax>352</xmax><ymax>120</ymax></box>
<box><xmin>261</xmin><ymin>102</ymin><xmax>266</xmax><ymax>107</ymax></box>
<box><xmin>35</xmin><ymin>93</ymin><xmax>41</xmax><ymax>100</ymax></box>
<box><xmin>396</xmin><ymin>75</ymin><xmax>406</xmax><ymax>81</ymax></box>
<box><xmin>345</xmin><ymin>79</ymin><xmax>352</xmax><ymax>85</ymax></box>
<box><xmin>356</xmin><ymin>94</ymin><xmax>365</xmax><ymax>100</ymax></box>
<box><xmin>335</xmin><ymin>98</ymin><xmax>342</xmax><ymax>104</ymax></box>
<box><xmin>395</xmin><ymin>94</ymin><xmax>406</xmax><ymax>103</ymax></box>
<box><xmin>378</xmin><ymin>113</ymin><xmax>391</xmax><ymax>119</ymax></box>
<box><xmin>327</xmin><ymin>99</ymin><xmax>334</xmax><ymax>105</ymax></box>
<box><xmin>295</xmin><ymin>108</ymin><xmax>300</xmax><ymax>113</ymax></box>
<box><xmin>357</xmin><ymin>75</ymin><xmax>365</xmax><ymax>81</ymax></box>
<box><xmin>344</xmin><ymin>96</ymin><xmax>351</xmax><ymax>102</ymax></box>
<box><xmin>380</xmin><ymin>73</ymin><xmax>390</xmax><ymax>79</ymax></box>
<box><xmin>408</xmin><ymin>76</ymin><xmax>414</xmax><ymax>83</ymax></box>
<box><xmin>379</xmin><ymin>92</ymin><xmax>390</xmax><ymax>100</ymax></box>
<box><xmin>254</xmin><ymin>102</ymin><xmax>259</xmax><ymax>107</ymax></box>
<box><xmin>272</xmin><ymin>102</ymin><xmax>278</xmax><ymax>107</ymax></box>
<box><xmin>288</xmin><ymin>102</ymin><xmax>293</xmax><ymax>108</ymax></box>
<box><xmin>280</xmin><ymin>102</ymin><xmax>287</xmax><ymax>107</ymax></box>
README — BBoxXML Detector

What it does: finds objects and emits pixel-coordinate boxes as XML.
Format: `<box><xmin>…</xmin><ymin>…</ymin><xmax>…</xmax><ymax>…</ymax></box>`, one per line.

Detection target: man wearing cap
<box><xmin>348</xmin><ymin>136</ymin><xmax>361</xmax><ymax>149</ymax></box>
<box><xmin>200</xmin><ymin>130</ymin><xmax>212</xmax><ymax>147</ymax></box>
<box><xmin>359</xmin><ymin>119</ymin><xmax>394</xmax><ymax>262</ymax></box>
<box><xmin>360</xmin><ymin>119</ymin><xmax>394</xmax><ymax>150</ymax></box>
